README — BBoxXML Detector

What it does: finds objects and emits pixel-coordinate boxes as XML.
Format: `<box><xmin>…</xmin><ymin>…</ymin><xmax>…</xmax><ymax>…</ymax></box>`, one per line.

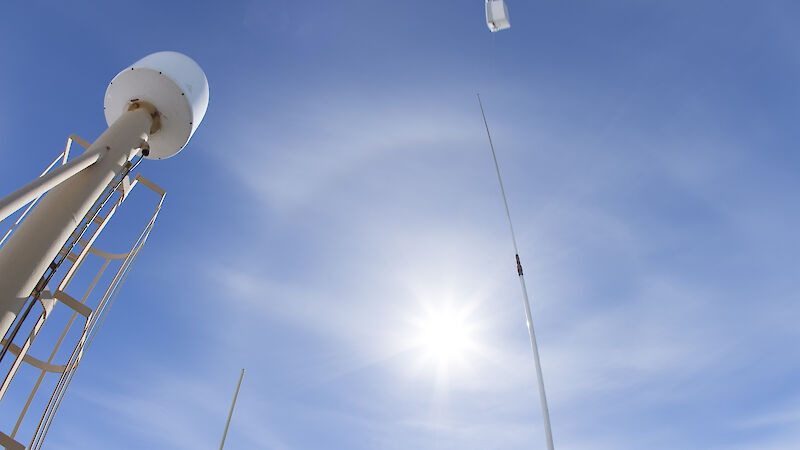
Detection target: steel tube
<box><xmin>0</xmin><ymin>148</ymin><xmax>105</xmax><ymax>223</ymax></box>
<box><xmin>219</xmin><ymin>369</ymin><xmax>245</xmax><ymax>450</ymax></box>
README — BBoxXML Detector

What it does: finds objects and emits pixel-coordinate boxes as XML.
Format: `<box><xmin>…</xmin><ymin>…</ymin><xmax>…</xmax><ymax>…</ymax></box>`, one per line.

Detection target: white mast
<box><xmin>477</xmin><ymin>94</ymin><xmax>555</xmax><ymax>450</ymax></box>
<box><xmin>0</xmin><ymin>51</ymin><xmax>209</xmax><ymax>340</ymax></box>
<box><xmin>0</xmin><ymin>52</ymin><xmax>209</xmax><ymax>449</ymax></box>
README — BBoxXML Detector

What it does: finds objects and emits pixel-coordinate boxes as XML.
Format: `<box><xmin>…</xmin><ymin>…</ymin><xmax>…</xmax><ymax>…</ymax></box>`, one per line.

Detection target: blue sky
<box><xmin>1</xmin><ymin>0</ymin><xmax>800</xmax><ymax>449</ymax></box>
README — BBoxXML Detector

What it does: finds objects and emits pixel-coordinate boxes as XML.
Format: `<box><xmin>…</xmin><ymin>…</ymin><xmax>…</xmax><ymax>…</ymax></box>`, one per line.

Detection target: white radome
<box><xmin>486</xmin><ymin>0</ymin><xmax>511</xmax><ymax>32</ymax></box>
<box><xmin>104</xmin><ymin>51</ymin><xmax>209</xmax><ymax>159</ymax></box>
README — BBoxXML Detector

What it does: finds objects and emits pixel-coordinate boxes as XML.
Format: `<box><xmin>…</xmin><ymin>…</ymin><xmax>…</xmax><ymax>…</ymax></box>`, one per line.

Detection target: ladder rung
<box><xmin>57</xmin><ymin>249</ymin><xmax>79</xmax><ymax>263</ymax></box>
<box><xmin>92</xmin><ymin>214</ymin><xmax>107</xmax><ymax>226</ymax></box>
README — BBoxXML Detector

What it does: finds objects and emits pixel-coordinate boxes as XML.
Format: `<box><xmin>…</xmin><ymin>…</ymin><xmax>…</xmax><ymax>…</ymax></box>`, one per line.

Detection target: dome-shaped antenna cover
<box><xmin>104</xmin><ymin>51</ymin><xmax>209</xmax><ymax>159</ymax></box>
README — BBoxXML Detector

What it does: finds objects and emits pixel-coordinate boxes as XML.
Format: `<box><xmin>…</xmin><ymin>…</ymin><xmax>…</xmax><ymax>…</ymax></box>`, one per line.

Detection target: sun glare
<box><xmin>412</xmin><ymin>304</ymin><xmax>479</xmax><ymax>369</ymax></box>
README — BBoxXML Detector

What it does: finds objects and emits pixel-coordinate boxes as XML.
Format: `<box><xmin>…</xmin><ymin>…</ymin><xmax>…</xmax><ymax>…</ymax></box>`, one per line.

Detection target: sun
<box><xmin>411</xmin><ymin>304</ymin><xmax>480</xmax><ymax>370</ymax></box>
<box><xmin>418</xmin><ymin>310</ymin><xmax>469</xmax><ymax>361</ymax></box>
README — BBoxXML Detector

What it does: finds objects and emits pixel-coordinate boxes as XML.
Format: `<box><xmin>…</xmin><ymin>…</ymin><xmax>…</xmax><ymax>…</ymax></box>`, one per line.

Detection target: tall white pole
<box><xmin>219</xmin><ymin>369</ymin><xmax>245</xmax><ymax>450</ymax></box>
<box><xmin>518</xmin><ymin>271</ymin><xmax>555</xmax><ymax>450</ymax></box>
<box><xmin>0</xmin><ymin>106</ymin><xmax>154</xmax><ymax>338</ymax></box>
<box><xmin>477</xmin><ymin>94</ymin><xmax>555</xmax><ymax>450</ymax></box>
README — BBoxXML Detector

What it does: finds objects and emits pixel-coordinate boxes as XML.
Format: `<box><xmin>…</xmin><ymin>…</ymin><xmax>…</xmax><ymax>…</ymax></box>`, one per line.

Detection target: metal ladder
<box><xmin>0</xmin><ymin>154</ymin><xmax>143</xmax><ymax>366</ymax></box>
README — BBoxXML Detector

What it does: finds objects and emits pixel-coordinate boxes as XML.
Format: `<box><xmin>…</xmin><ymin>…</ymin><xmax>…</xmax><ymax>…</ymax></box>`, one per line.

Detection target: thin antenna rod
<box><xmin>219</xmin><ymin>368</ymin><xmax>245</xmax><ymax>450</ymax></box>
<box><xmin>477</xmin><ymin>93</ymin><xmax>555</xmax><ymax>450</ymax></box>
